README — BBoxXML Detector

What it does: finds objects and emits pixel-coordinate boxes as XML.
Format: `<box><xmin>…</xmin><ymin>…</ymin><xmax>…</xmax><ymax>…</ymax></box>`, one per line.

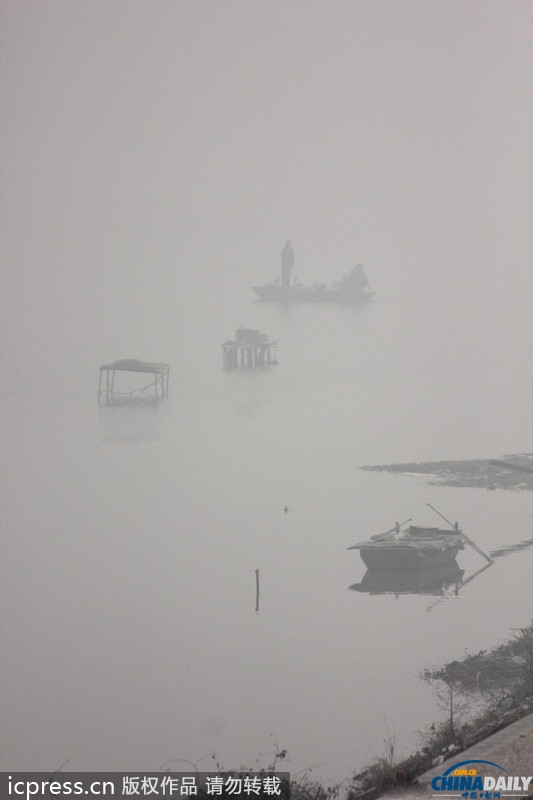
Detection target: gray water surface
<box><xmin>1</xmin><ymin>296</ymin><xmax>531</xmax><ymax>782</ymax></box>
<box><xmin>1</xmin><ymin>0</ymin><xmax>532</xmax><ymax>784</ymax></box>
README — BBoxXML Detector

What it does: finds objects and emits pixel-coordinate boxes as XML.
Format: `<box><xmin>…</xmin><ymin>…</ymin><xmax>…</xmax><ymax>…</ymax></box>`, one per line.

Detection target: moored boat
<box><xmin>348</xmin><ymin>524</ymin><xmax>465</xmax><ymax>570</ymax></box>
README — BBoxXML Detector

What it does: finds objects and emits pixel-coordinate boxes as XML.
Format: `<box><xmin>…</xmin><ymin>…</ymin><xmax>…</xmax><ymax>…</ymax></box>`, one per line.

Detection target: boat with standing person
<box><xmin>252</xmin><ymin>241</ymin><xmax>375</xmax><ymax>305</ymax></box>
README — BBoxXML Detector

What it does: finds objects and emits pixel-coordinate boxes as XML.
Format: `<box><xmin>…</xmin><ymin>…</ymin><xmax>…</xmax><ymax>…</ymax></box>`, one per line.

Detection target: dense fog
<box><xmin>1</xmin><ymin>0</ymin><xmax>532</xmax><ymax>782</ymax></box>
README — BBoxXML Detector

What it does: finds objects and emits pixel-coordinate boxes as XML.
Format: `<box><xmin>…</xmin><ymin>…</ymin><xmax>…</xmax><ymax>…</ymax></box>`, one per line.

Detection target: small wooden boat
<box><xmin>348</xmin><ymin>524</ymin><xmax>465</xmax><ymax>570</ymax></box>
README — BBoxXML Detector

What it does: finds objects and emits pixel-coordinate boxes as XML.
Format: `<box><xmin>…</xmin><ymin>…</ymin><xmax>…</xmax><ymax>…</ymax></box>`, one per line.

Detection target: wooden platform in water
<box><xmin>100</xmin><ymin>359</ymin><xmax>169</xmax><ymax>374</ymax></box>
<box><xmin>221</xmin><ymin>329</ymin><xmax>278</xmax><ymax>369</ymax></box>
<box><xmin>98</xmin><ymin>359</ymin><xmax>169</xmax><ymax>403</ymax></box>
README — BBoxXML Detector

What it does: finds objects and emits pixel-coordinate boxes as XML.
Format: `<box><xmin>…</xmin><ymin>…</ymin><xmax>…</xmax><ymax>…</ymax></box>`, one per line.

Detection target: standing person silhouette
<box><xmin>281</xmin><ymin>240</ymin><xmax>295</xmax><ymax>288</ymax></box>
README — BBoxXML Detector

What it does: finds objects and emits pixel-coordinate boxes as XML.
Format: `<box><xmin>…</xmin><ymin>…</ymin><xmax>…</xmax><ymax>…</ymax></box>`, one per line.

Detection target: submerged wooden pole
<box><xmin>255</xmin><ymin>569</ymin><xmax>260</xmax><ymax>612</ymax></box>
<box><xmin>426</xmin><ymin>503</ymin><xmax>494</xmax><ymax>564</ymax></box>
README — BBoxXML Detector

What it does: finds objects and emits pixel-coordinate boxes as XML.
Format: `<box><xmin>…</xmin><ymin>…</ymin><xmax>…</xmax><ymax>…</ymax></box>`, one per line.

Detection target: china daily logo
<box><xmin>431</xmin><ymin>760</ymin><xmax>532</xmax><ymax>797</ymax></box>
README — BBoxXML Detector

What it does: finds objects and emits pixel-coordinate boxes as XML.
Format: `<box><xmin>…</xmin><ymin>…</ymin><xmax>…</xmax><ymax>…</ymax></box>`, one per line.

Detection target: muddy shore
<box><xmin>346</xmin><ymin>622</ymin><xmax>533</xmax><ymax>799</ymax></box>
<box><xmin>361</xmin><ymin>453</ymin><xmax>533</xmax><ymax>492</ymax></box>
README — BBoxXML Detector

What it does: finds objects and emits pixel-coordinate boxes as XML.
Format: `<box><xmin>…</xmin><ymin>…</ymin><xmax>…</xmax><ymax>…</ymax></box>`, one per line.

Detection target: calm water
<box><xmin>1</xmin><ymin>282</ymin><xmax>532</xmax><ymax>783</ymax></box>
<box><xmin>3</xmin><ymin>0</ymin><xmax>533</xmax><ymax>784</ymax></box>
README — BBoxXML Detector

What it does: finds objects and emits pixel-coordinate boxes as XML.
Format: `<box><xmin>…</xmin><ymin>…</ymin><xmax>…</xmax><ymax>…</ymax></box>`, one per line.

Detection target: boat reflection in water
<box><xmin>490</xmin><ymin>537</ymin><xmax>533</xmax><ymax>560</ymax></box>
<box><xmin>349</xmin><ymin>558</ymin><xmax>495</xmax><ymax>599</ymax></box>
<box><xmin>349</xmin><ymin>561</ymin><xmax>465</xmax><ymax>597</ymax></box>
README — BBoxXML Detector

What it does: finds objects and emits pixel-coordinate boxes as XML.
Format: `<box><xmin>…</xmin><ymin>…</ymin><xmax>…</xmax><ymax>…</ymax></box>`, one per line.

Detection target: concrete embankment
<box><xmin>378</xmin><ymin>714</ymin><xmax>533</xmax><ymax>800</ymax></box>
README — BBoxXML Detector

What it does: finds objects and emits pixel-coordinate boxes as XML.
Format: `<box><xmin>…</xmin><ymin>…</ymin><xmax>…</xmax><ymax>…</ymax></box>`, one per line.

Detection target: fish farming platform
<box><xmin>98</xmin><ymin>359</ymin><xmax>169</xmax><ymax>404</ymax></box>
<box><xmin>221</xmin><ymin>329</ymin><xmax>278</xmax><ymax>370</ymax></box>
